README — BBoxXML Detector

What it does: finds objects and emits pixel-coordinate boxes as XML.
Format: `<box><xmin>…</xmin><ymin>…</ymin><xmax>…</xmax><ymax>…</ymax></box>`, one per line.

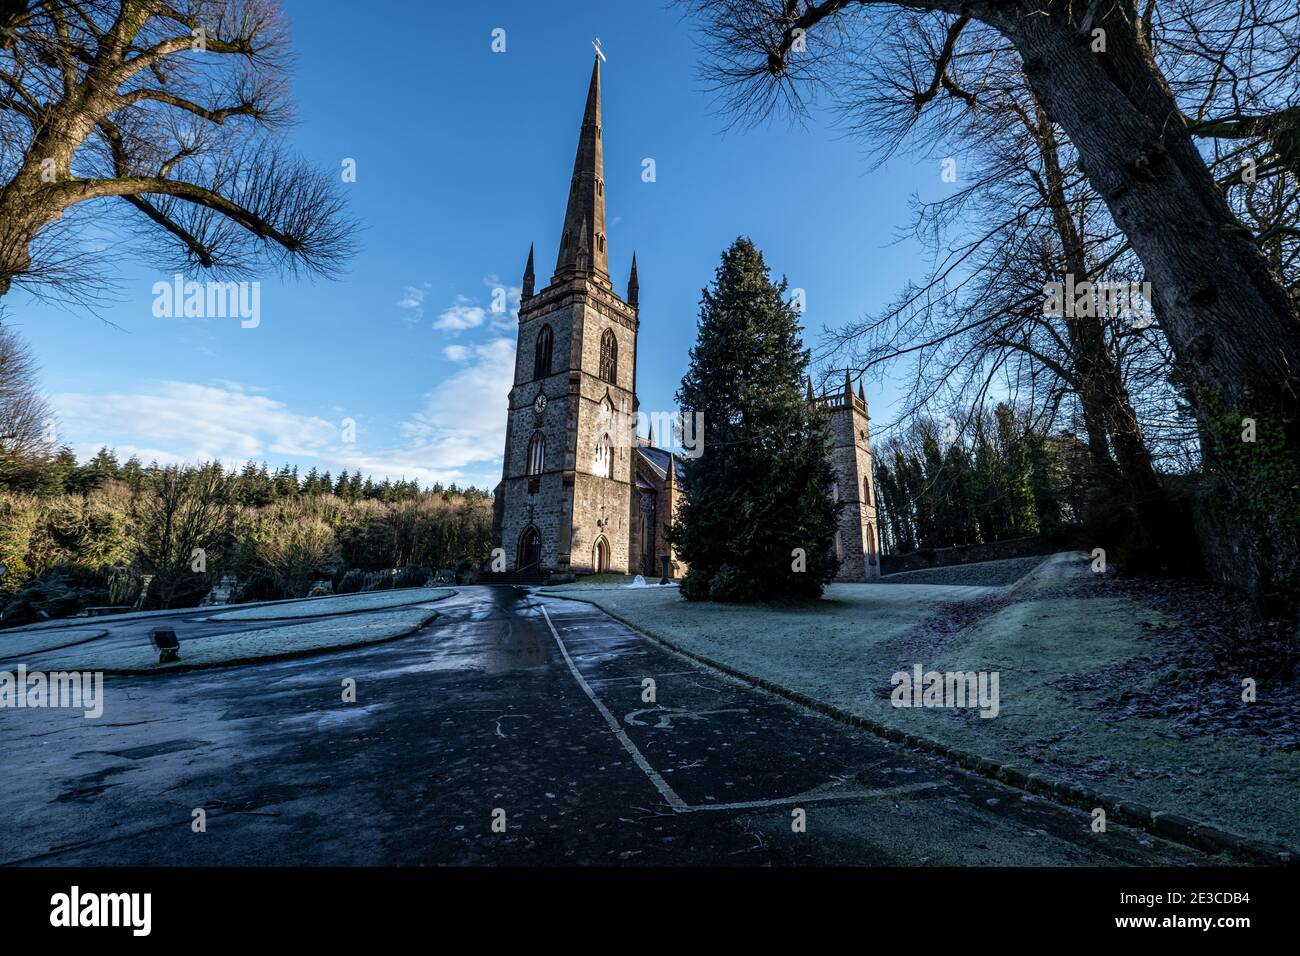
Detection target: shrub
<box><xmin>393</xmin><ymin>565</ymin><xmax>430</xmax><ymax>589</ymax></box>
<box><xmin>233</xmin><ymin>570</ymin><xmax>283</xmax><ymax>604</ymax></box>
<box><xmin>337</xmin><ymin>569</ymin><xmax>366</xmax><ymax>594</ymax></box>
<box><xmin>106</xmin><ymin>565</ymin><xmax>142</xmax><ymax>606</ymax></box>
<box><xmin>707</xmin><ymin>563</ymin><xmax>764</xmax><ymax>603</ymax></box>
<box><xmin>366</xmin><ymin>572</ymin><xmax>395</xmax><ymax>591</ymax></box>
<box><xmin>0</xmin><ymin>564</ymin><xmax>109</xmax><ymax>627</ymax></box>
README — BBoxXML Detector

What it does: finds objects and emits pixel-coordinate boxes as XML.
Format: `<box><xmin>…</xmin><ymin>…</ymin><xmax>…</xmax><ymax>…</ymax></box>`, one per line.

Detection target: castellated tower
<box><xmin>493</xmin><ymin>57</ymin><xmax>638</xmax><ymax>576</ymax></box>
<box><xmin>821</xmin><ymin>372</ymin><xmax>881</xmax><ymax>581</ymax></box>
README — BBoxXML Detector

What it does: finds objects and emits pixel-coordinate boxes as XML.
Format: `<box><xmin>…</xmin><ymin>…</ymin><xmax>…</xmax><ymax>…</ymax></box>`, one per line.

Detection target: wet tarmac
<box><xmin>0</xmin><ymin>587</ymin><xmax>1224</xmax><ymax>866</ymax></box>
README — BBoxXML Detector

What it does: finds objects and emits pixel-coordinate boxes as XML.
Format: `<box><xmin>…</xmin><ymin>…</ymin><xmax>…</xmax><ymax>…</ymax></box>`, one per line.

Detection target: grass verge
<box><xmin>36</xmin><ymin>605</ymin><xmax>440</xmax><ymax>675</ymax></box>
<box><xmin>205</xmin><ymin>587</ymin><xmax>453</xmax><ymax>621</ymax></box>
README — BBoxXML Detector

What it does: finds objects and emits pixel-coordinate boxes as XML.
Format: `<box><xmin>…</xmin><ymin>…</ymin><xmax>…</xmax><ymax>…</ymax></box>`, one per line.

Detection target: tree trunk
<box><xmin>1034</xmin><ymin>102</ymin><xmax>1162</xmax><ymax>504</ymax></box>
<box><xmin>999</xmin><ymin>5</ymin><xmax>1300</xmax><ymax>606</ymax></box>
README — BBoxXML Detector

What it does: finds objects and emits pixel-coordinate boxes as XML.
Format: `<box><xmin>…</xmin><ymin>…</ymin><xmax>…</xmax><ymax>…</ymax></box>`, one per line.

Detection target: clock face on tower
<box><xmin>533</xmin><ymin>393</ymin><xmax>547</xmax><ymax>413</ymax></box>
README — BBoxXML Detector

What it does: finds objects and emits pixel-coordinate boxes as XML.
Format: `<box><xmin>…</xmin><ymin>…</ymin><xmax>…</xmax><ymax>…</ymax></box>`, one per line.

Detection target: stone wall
<box><xmin>880</xmin><ymin>534</ymin><xmax>1069</xmax><ymax>575</ymax></box>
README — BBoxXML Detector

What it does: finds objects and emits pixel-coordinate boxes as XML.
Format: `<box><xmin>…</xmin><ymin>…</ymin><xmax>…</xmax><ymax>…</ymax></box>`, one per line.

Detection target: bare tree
<box><xmin>685</xmin><ymin>0</ymin><xmax>1300</xmax><ymax>610</ymax></box>
<box><xmin>257</xmin><ymin>508</ymin><xmax>337</xmax><ymax>598</ymax></box>
<box><xmin>0</xmin><ymin>322</ymin><xmax>56</xmax><ymax>483</ymax></box>
<box><xmin>0</xmin><ymin>0</ymin><xmax>356</xmax><ymax>303</ymax></box>
<box><xmin>136</xmin><ymin>460</ymin><xmax>229</xmax><ymax>606</ymax></box>
<box><xmin>824</xmin><ymin>21</ymin><xmax>1182</xmax><ymax>506</ymax></box>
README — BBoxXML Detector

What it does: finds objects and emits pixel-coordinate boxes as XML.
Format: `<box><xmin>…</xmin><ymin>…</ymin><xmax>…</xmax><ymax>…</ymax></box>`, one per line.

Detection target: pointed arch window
<box><xmin>595</xmin><ymin>433</ymin><xmax>613</xmax><ymax>479</ymax></box>
<box><xmin>534</xmin><ymin>324</ymin><xmax>553</xmax><ymax>379</ymax></box>
<box><xmin>527</xmin><ymin>431</ymin><xmax>545</xmax><ymax>476</ymax></box>
<box><xmin>599</xmin><ymin>329</ymin><xmax>617</xmax><ymax>385</ymax></box>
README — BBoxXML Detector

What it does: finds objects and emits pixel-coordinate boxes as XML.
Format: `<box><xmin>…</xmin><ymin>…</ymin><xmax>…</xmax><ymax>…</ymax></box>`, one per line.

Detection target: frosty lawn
<box><xmin>0</xmin><ymin>606</ymin><xmax>208</xmax><ymax>632</ymax></box>
<box><xmin>0</xmin><ymin>628</ymin><xmax>108</xmax><ymax>660</ymax></box>
<box><xmin>547</xmin><ymin>554</ymin><xmax>1300</xmax><ymax>850</ymax></box>
<box><xmin>206</xmin><ymin>587</ymin><xmax>454</xmax><ymax>621</ymax></box>
<box><xmin>37</xmin><ymin>605</ymin><xmax>441</xmax><ymax>674</ymax></box>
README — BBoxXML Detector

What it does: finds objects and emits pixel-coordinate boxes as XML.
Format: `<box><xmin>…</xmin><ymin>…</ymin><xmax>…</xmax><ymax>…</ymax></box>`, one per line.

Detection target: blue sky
<box><xmin>10</xmin><ymin>0</ymin><xmax>940</xmax><ymax>491</ymax></box>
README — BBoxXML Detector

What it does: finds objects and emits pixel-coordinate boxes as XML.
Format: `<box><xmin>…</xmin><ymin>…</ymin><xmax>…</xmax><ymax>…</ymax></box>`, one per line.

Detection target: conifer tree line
<box><xmin>872</xmin><ymin>405</ymin><xmax>1091</xmax><ymax>556</ymax></box>
<box><xmin>0</xmin><ymin>439</ymin><xmax>492</xmax><ymax>627</ymax></box>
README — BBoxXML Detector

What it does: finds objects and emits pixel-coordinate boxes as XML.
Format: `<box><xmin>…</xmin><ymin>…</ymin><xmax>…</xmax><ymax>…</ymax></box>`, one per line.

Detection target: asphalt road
<box><xmin>0</xmin><ymin>586</ymin><xmax>1223</xmax><ymax>866</ymax></box>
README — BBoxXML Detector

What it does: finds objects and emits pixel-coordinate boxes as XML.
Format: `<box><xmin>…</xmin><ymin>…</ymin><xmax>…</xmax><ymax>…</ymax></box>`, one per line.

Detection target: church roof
<box><xmin>635</xmin><ymin>445</ymin><xmax>686</xmax><ymax>482</ymax></box>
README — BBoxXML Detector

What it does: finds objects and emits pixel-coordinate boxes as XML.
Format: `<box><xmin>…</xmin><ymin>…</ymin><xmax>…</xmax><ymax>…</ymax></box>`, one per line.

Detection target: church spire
<box><xmin>575</xmin><ymin>217</ymin><xmax>590</xmax><ymax>272</ymax></box>
<box><xmin>554</xmin><ymin>56</ymin><xmax>608</xmax><ymax>284</ymax></box>
<box><xmin>522</xmin><ymin>243</ymin><xmax>535</xmax><ymax>300</ymax></box>
<box><xmin>844</xmin><ymin>369</ymin><xmax>854</xmax><ymax>399</ymax></box>
<box><xmin>627</xmin><ymin>252</ymin><xmax>639</xmax><ymax>306</ymax></box>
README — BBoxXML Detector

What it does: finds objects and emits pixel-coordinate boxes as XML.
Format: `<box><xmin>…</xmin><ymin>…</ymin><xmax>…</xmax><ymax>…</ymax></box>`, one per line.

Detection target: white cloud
<box><xmin>442</xmin><ymin>344</ymin><xmax>471</xmax><ymax>362</ymax></box>
<box><xmin>52</xmin><ymin>381</ymin><xmax>338</xmax><ymax>466</ymax></box>
<box><xmin>50</xmin><ymin>340</ymin><xmax>518</xmax><ymax>490</ymax></box>
<box><xmin>399</xmin><ymin>338</ymin><xmax>517</xmax><ymax>479</ymax></box>
<box><xmin>397</xmin><ymin>282</ymin><xmax>432</xmax><ymax>322</ymax></box>
<box><xmin>434</xmin><ymin>294</ymin><xmax>486</xmax><ymax>332</ymax></box>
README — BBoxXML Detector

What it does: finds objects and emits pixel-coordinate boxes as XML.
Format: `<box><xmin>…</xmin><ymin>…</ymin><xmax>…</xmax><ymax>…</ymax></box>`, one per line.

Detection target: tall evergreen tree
<box><xmin>670</xmin><ymin>238</ymin><xmax>838</xmax><ymax>602</ymax></box>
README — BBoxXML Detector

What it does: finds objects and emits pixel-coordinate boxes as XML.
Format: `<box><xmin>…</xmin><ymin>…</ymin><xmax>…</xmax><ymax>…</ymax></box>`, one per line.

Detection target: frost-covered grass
<box><xmin>206</xmin><ymin>587</ymin><xmax>453</xmax><ymax>621</ymax></box>
<box><xmin>553</xmin><ymin>556</ymin><xmax>1300</xmax><ymax>848</ymax></box>
<box><xmin>0</xmin><ymin>606</ymin><xmax>206</xmax><ymax>633</ymax></box>
<box><xmin>0</xmin><ymin>592</ymin><xmax>376</xmax><ymax>633</ymax></box>
<box><xmin>0</xmin><ymin>628</ymin><xmax>108</xmax><ymax>659</ymax></box>
<box><xmin>576</xmin><ymin>572</ymin><xmax>637</xmax><ymax>585</ymax></box>
<box><xmin>545</xmin><ymin>576</ymin><xmax>679</xmax><ymax>592</ymax></box>
<box><xmin>545</xmin><ymin>581</ymin><xmax>991</xmax><ymax>653</ymax></box>
<box><xmin>37</xmin><ymin>605</ymin><xmax>440</xmax><ymax>674</ymax></box>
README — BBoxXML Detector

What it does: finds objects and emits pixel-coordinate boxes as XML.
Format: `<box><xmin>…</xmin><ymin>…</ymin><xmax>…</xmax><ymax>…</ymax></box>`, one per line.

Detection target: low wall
<box><xmin>880</xmin><ymin>534</ymin><xmax>1076</xmax><ymax>576</ymax></box>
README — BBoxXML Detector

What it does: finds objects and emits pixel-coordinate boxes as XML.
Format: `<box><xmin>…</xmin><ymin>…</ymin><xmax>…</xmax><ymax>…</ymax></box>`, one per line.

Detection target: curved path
<box><xmin>0</xmin><ymin>587</ymin><xmax>1219</xmax><ymax>866</ymax></box>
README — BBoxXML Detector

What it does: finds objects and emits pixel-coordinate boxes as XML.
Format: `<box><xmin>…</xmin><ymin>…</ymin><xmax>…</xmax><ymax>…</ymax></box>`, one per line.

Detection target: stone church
<box><xmin>491</xmin><ymin>58</ymin><xmax>881</xmax><ymax>582</ymax></box>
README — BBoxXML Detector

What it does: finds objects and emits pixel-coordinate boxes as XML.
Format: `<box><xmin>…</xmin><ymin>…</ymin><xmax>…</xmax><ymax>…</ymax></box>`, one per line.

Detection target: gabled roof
<box><xmin>635</xmin><ymin>445</ymin><xmax>686</xmax><ymax>482</ymax></box>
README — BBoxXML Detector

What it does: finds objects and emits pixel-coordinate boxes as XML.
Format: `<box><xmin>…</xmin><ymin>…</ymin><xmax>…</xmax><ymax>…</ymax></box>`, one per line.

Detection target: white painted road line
<box><xmin>684</xmin><ymin>782</ymin><xmax>939</xmax><ymax>813</ymax></box>
<box><xmin>541</xmin><ymin>605</ymin><xmax>689</xmax><ymax>812</ymax></box>
<box><xmin>540</xmin><ymin>602</ymin><xmax>946</xmax><ymax>818</ymax></box>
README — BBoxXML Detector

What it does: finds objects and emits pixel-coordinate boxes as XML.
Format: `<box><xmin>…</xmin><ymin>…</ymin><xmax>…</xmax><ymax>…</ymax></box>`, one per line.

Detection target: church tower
<box><xmin>822</xmin><ymin>373</ymin><xmax>881</xmax><ymax>580</ymax></box>
<box><xmin>494</xmin><ymin>57</ymin><xmax>639</xmax><ymax>576</ymax></box>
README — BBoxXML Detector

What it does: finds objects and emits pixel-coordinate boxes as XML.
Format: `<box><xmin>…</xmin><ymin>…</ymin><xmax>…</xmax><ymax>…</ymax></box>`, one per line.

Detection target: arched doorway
<box><xmin>592</xmin><ymin>536</ymin><xmax>610</xmax><ymax>574</ymax></box>
<box><xmin>518</xmin><ymin>526</ymin><xmax>541</xmax><ymax>571</ymax></box>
